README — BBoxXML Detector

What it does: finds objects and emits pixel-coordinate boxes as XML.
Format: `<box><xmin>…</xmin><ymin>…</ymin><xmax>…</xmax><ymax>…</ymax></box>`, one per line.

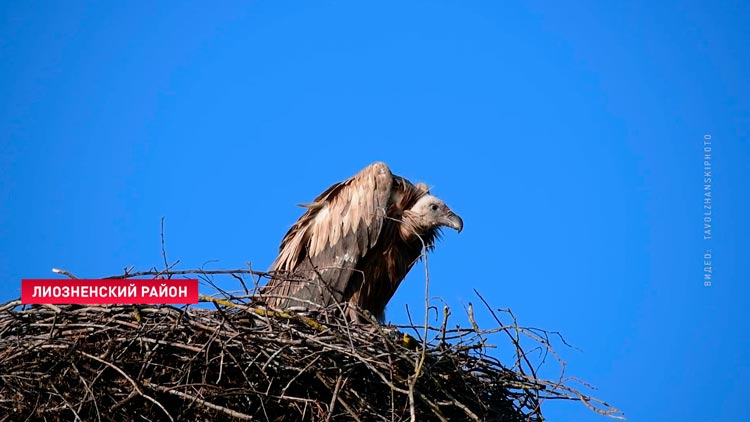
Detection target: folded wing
<box><xmin>263</xmin><ymin>162</ymin><xmax>394</xmax><ymax>310</ymax></box>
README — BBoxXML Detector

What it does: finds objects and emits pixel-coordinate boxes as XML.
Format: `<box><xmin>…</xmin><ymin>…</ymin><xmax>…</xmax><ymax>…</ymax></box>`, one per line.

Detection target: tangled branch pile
<box><xmin>0</xmin><ymin>269</ymin><xmax>622</xmax><ymax>421</ymax></box>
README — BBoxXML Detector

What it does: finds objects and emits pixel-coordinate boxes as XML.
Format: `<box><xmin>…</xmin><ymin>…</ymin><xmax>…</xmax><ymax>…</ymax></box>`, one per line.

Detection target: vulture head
<box><xmin>402</xmin><ymin>194</ymin><xmax>464</xmax><ymax>239</ymax></box>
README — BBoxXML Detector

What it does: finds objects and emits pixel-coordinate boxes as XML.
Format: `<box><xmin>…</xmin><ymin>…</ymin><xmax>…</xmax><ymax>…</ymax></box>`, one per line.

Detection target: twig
<box><xmin>160</xmin><ymin>217</ymin><xmax>169</xmax><ymax>275</ymax></box>
<box><xmin>78</xmin><ymin>351</ymin><xmax>174</xmax><ymax>422</ymax></box>
<box><xmin>145</xmin><ymin>382</ymin><xmax>253</xmax><ymax>420</ymax></box>
<box><xmin>52</xmin><ymin>268</ymin><xmax>78</xmax><ymax>279</ymax></box>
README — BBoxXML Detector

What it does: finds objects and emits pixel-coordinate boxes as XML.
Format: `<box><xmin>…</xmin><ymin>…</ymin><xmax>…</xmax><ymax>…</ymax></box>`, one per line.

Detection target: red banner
<box><xmin>21</xmin><ymin>279</ymin><xmax>199</xmax><ymax>305</ymax></box>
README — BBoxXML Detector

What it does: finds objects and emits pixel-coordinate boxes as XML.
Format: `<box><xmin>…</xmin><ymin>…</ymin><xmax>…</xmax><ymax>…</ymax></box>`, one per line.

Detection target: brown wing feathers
<box><xmin>263</xmin><ymin>162</ymin><xmax>395</xmax><ymax>312</ymax></box>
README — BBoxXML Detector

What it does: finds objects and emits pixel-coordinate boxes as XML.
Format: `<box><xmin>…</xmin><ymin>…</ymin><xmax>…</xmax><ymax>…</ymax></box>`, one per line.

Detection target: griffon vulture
<box><xmin>261</xmin><ymin>162</ymin><xmax>463</xmax><ymax>322</ymax></box>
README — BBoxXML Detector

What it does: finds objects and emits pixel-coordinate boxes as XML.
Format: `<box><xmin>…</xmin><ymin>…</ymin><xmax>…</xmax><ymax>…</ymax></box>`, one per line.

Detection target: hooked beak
<box><xmin>442</xmin><ymin>211</ymin><xmax>463</xmax><ymax>233</ymax></box>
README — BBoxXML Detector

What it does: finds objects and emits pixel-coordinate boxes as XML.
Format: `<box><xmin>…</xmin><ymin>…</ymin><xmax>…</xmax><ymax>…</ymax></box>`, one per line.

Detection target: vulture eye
<box><xmin>430</xmin><ymin>204</ymin><xmax>439</xmax><ymax>211</ymax></box>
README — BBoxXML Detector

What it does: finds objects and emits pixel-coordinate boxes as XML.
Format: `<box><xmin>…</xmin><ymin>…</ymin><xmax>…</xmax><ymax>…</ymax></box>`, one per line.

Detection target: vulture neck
<box><xmin>398</xmin><ymin>214</ymin><xmax>438</xmax><ymax>251</ymax></box>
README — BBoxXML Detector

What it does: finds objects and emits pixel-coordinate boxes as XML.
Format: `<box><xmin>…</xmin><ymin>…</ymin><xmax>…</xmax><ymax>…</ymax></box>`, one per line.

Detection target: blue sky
<box><xmin>1</xmin><ymin>1</ymin><xmax>748</xmax><ymax>420</ymax></box>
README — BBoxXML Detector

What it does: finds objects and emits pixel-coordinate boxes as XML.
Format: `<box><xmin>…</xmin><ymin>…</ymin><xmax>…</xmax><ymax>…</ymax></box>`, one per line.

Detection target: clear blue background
<box><xmin>1</xmin><ymin>1</ymin><xmax>748</xmax><ymax>420</ymax></box>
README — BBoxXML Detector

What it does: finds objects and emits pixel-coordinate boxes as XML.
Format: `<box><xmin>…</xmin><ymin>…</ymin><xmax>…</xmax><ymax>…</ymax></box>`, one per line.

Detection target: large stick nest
<box><xmin>0</xmin><ymin>269</ymin><xmax>622</xmax><ymax>421</ymax></box>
